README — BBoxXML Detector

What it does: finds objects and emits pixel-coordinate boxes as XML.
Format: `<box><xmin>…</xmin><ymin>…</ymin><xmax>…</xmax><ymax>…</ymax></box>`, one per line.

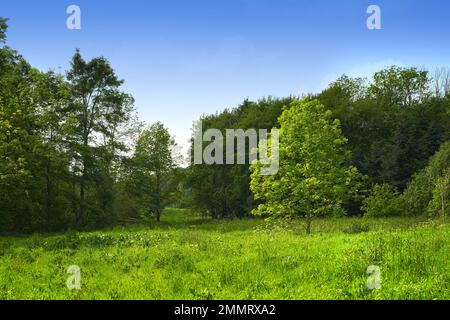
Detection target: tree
<box><xmin>250</xmin><ymin>99</ymin><xmax>361</xmax><ymax>233</ymax></box>
<box><xmin>433</xmin><ymin>67</ymin><xmax>450</xmax><ymax>97</ymax></box>
<box><xmin>132</xmin><ymin>122</ymin><xmax>178</xmax><ymax>222</ymax></box>
<box><xmin>28</xmin><ymin>70</ymin><xmax>71</xmax><ymax>230</ymax></box>
<box><xmin>0</xmin><ymin>18</ymin><xmax>7</xmax><ymax>42</ymax></box>
<box><xmin>0</xmin><ymin>20</ymin><xmax>141</xmax><ymax>233</ymax></box>
<box><xmin>362</xmin><ymin>184</ymin><xmax>402</xmax><ymax>217</ymax></box>
<box><xmin>0</xmin><ymin>56</ymin><xmax>37</xmax><ymax>231</ymax></box>
<box><xmin>428</xmin><ymin>169</ymin><xmax>449</xmax><ymax>222</ymax></box>
<box><xmin>0</xmin><ymin>21</ymin><xmax>51</xmax><ymax>231</ymax></box>
<box><xmin>65</xmin><ymin>49</ymin><xmax>134</xmax><ymax>228</ymax></box>
<box><xmin>401</xmin><ymin>141</ymin><xmax>450</xmax><ymax>217</ymax></box>
<box><xmin>316</xmin><ymin>68</ymin><xmax>449</xmax><ymax>192</ymax></box>
<box><xmin>187</xmin><ymin>97</ymin><xmax>293</xmax><ymax>219</ymax></box>
<box><xmin>369</xmin><ymin>66</ymin><xmax>430</xmax><ymax>107</ymax></box>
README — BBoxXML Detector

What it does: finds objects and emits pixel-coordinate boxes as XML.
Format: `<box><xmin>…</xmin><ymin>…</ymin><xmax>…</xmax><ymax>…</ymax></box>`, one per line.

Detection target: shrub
<box><xmin>362</xmin><ymin>184</ymin><xmax>402</xmax><ymax>217</ymax></box>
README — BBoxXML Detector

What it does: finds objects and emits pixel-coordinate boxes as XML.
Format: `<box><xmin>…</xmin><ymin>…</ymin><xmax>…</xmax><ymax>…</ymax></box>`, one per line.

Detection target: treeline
<box><xmin>1</xmin><ymin>17</ymin><xmax>449</xmax><ymax>233</ymax></box>
<box><xmin>0</xmin><ymin>19</ymin><xmax>178</xmax><ymax>233</ymax></box>
<box><xmin>187</xmin><ymin>68</ymin><xmax>450</xmax><ymax>221</ymax></box>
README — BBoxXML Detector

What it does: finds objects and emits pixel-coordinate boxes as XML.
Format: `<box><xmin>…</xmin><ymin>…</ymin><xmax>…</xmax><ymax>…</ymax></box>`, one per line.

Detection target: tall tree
<box><xmin>250</xmin><ymin>99</ymin><xmax>361</xmax><ymax>233</ymax></box>
<box><xmin>369</xmin><ymin>66</ymin><xmax>430</xmax><ymax>107</ymax></box>
<box><xmin>29</xmin><ymin>70</ymin><xmax>71</xmax><ymax>230</ymax></box>
<box><xmin>187</xmin><ymin>97</ymin><xmax>293</xmax><ymax>218</ymax></box>
<box><xmin>132</xmin><ymin>122</ymin><xmax>178</xmax><ymax>222</ymax></box>
<box><xmin>0</xmin><ymin>19</ymin><xmax>46</xmax><ymax>231</ymax></box>
<box><xmin>65</xmin><ymin>49</ymin><xmax>134</xmax><ymax>228</ymax></box>
<box><xmin>316</xmin><ymin>67</ymin><xmax>449</xmax><ymax>191</ymax></box>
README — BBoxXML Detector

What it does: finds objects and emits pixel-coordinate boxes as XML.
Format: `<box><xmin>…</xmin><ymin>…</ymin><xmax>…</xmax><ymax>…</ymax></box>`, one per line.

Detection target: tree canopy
<box><xmin>250</xmin><ymin>99</ymin><xmax>362</xmax><ymax>233</ymax></box>
<box><xmin>0</xmin><ymin>16</ymin><xmax>449</xmax><ymax>234</ymax></box>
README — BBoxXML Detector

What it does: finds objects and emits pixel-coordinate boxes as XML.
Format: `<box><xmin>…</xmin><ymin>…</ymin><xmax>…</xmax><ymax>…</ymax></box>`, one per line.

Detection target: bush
<box><xmin>362</xmin><ymin>184</ymin><xmax>402</xmax><ymax>217</ymax></box>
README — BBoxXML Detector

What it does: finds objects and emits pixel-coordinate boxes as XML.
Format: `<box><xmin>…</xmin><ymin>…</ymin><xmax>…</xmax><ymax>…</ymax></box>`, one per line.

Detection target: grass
<box><xmin>0</xmin><ymin>209</ymin><xmax>448</xmax><ymax>300</ymax></box>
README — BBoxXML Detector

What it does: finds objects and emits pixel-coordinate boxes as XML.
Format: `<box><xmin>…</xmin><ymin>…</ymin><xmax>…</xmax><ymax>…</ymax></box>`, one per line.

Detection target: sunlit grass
<box><xmin>0</xmin><ymin>209</ymin><xmax>448</xmax><ymax>300</ymax></box>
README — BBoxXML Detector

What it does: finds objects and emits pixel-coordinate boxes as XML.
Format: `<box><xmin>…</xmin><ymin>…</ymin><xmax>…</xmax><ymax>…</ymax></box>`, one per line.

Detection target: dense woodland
<box><xmin>0</xmin><ymin>18</ymin><xmax>449</xmax><ymax>234</ymax></box>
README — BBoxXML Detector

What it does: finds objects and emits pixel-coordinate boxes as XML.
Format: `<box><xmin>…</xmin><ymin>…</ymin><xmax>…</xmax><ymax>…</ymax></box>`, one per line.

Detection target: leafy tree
<box><xmin>401</xmin><ymin>141</ymin><xmax>450</xmax><ymax>216</ymax></box>
<box><xmin>369</xmin><ymin>66</ymin><xmax>430</xmax><ymax>107</ymax></box>
<box><xmin>0</xmin><ymin>41</ymin><xmax>71</xmax><ymax>231</ymax></box>
<box><xmin>250</xmin><ymin>99</ymin><xmax>361</xmax><ymax>233</ymax></box>
<box><xmin>187</xmin><ymin>97</ymin><xmax>293</xmax><ymax>219</ymax></box>
<box><xmin>67</xmin><ymin>50</ymin><xmax>133</xmax><ymax>228</ymax></box>
<box><xmin>427</xmin><ymin>169</ymin><xmax>450</xmax><ymax>221</ymax></box>
<box><xmin>132</xmin><ymin>122</ymin><xmax>178</xmax><ymax>222</ymax></box>
<box><xmin>0</xmin><ymin>18</ymin><xmax>7</xmax><ymax>42</ymax></box>
<box><xmin>2</xmin><ymin>14</ymin><xmax>449</xmax><ymax>232</ymax></box>
<box><xmin>316</xmin><ymin>68</ymin><xmax>449</xmax><ymax>192</ymax></box>
<box><xmin>65</xmin><ymin>49</ymin><xmax>134</xmax><ymax>228</ymax></box>
<box><xmin>362</xmin><ymin>184</ymin><xmax>402</xmax><ymax>217</ymax></box>
<box><xmin>0</xmin><ymin>22</ymin><xmax>48</xmax><ymax>231</ymax></box>
<box><xmin>26</xmin><ymin>70</ymin><xmax>71</xmax><ymax>230</ymax></box>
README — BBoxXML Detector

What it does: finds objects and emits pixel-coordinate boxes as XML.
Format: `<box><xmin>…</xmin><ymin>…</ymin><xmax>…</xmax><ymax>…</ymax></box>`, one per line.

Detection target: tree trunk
<box><xmin>441</xmin><ymin>191</ymin><xmax>445</xmax><ymax>223</ymax></box>
<box><xmin>46</xmin><ymin>161</ymin><xmax>53</xmax><ymax>228</ymax></box>
<box><xmin>77</xmin><ymin>180</ymin><xmax>85</xmax><ymax>229</ymax></box>
<box><xmin>155</xmin><ymin>173</ymin><xmax>162</xmax><ymax>222</ymax></box>
<box><xmin>78</xmin><ymin>160</ymin><xmax>87</xmax><ymax>230</ymax></box>
<box><xmin>78</xmin><ymin>133</ymin><xmax>89</xmax><ymax>229</ymax></box>
<box><xmin>305</xmin><ymin>217</ymin><xmax>312</xmax><ymax>234</ymax></box>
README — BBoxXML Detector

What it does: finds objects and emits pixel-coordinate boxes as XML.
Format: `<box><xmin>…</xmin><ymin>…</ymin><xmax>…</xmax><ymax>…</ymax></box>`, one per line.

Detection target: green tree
<box><xmin>369</xmin><ymin>66</ymin><xmax>430</xmax><ymax>107</ymax></box>
<box><xmin>401</xmin><ymin>141</ymin><xmax>450</xmax><ymax>216</ymax></box>
<box><xmin>428</xmin><ymin>169</ymin><xmax>450</xmax><ymax>221</ymax></box>
<box><xmin>132</xmin><ymin>122</ymin><xmax>178</xmax><ymax>222</ymax></box>
<box><xmin>362</xmin><ymin>184</ymin><xmax>402</xmax><ymax>217</ymax></box>
<box><xmin>0</xmin><ymin>21</ymin><xmax>48</xmax><ymax>231</ymax></box>
<box><xmin>0</xmin><ymin>18</ymin><xmax>7</xmax><ymax>42</ymax></box>
<box><xmin>316</xmin><ymin>68</ymin><xmax>449</xmax><ymax>192</ymax></box>
<box><xmin>250</xmin><ymin>99</ymin><xmax>361</xmax><ymax>233</ymax></box>
<box><xmin>187</xmin><ymin>97</ymin><xmax>292</xmax><ymax>218</ymax></box>
<box><xmin>65</xmin><ymin>49</ymin><xmax>134</xmax><ymax>228</ymax></box>
<box><xmin>28</xmin><ymin>70</ymin><xmax>71</xmax><ymax>230</ymax></box>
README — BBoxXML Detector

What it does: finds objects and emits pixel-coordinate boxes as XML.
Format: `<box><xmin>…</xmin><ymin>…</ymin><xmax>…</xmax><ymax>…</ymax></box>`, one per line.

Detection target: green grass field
<box><xmin>0</xmin><ymin>209</ymin><xmax>448</xmax><ymax>300</ymax></box>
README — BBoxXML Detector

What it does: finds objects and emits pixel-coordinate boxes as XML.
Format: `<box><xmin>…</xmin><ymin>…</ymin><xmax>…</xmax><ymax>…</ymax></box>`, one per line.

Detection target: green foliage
<box><xmin>362</xmin><ymin>184</ymin><xmax>402</xmax><ymax>217</ymax></box>
<box><xmin>187</xmin><ymin>97</ymin><xmax>293</xmax><ymax>219</ymax></box>
<box><xmin>369</xmin><ymin>66</ymin><xmax>430</xmax><ymax>107</ymax></box>
<box><xmin>401</xmin><ymin>141</ymin><xmax>450</xmax><ymax>216</ymax></box>
<box><xmin>427</xmin><ymin>169</ymin><xmax>450</xmax><ymax>220</ymax></box>
<box><xmin>1</xmin><ymin>14</ymin><xmax>450</xmax><ymax>234</ymax></box>
<box><xmin>0</xmin><ymin>18</ymin><xmax>7</xmax><ymax>42</ymax></box>
<box><xmin>0</xmin><ymin>30</ymin><xmax>73</xmax><ymax>232</ymax></box>
<box><xmin>250</xmin><ymin>99</ymin><xmax>362</xmax><ymax>233</ymax></box>
<box><xmin>129</xmin><ymin>122</ymin><xmax>179</xmax><ymax>221</ymax></box>
<box><xmin>65</xmin><ymin>49</ymin><xmax>136</xmax><ymax>229</ymax></box>
<box><xmin>316</xmin><ymin>67</ymin><xmax>449</xmax><ymax>191</ymax></box>
<box><xmin>0</xmin><ymin>22</ymin><xmax>138</xmax><ymax>233</ymax></box>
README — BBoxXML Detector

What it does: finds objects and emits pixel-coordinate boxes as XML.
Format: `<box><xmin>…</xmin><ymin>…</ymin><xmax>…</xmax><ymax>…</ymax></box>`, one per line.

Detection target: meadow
<box><xmin>0</xmin><ymin>209</ymin><xmax>448</xmax><ymax>300</ymax></box>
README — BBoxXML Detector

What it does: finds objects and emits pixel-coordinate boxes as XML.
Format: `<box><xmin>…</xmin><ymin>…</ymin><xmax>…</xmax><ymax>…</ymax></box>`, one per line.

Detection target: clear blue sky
<box><xmin>2</xmin><ymin>0</ymin><xmax>450</xmax><ymax>154</ymax></box>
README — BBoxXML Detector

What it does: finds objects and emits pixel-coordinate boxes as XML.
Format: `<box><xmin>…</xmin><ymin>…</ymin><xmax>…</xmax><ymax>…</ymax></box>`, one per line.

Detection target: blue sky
<box><xmin>2</xmin><ymin>0</ymin><xmax>450</xmax><ymax>154</ymax></box>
